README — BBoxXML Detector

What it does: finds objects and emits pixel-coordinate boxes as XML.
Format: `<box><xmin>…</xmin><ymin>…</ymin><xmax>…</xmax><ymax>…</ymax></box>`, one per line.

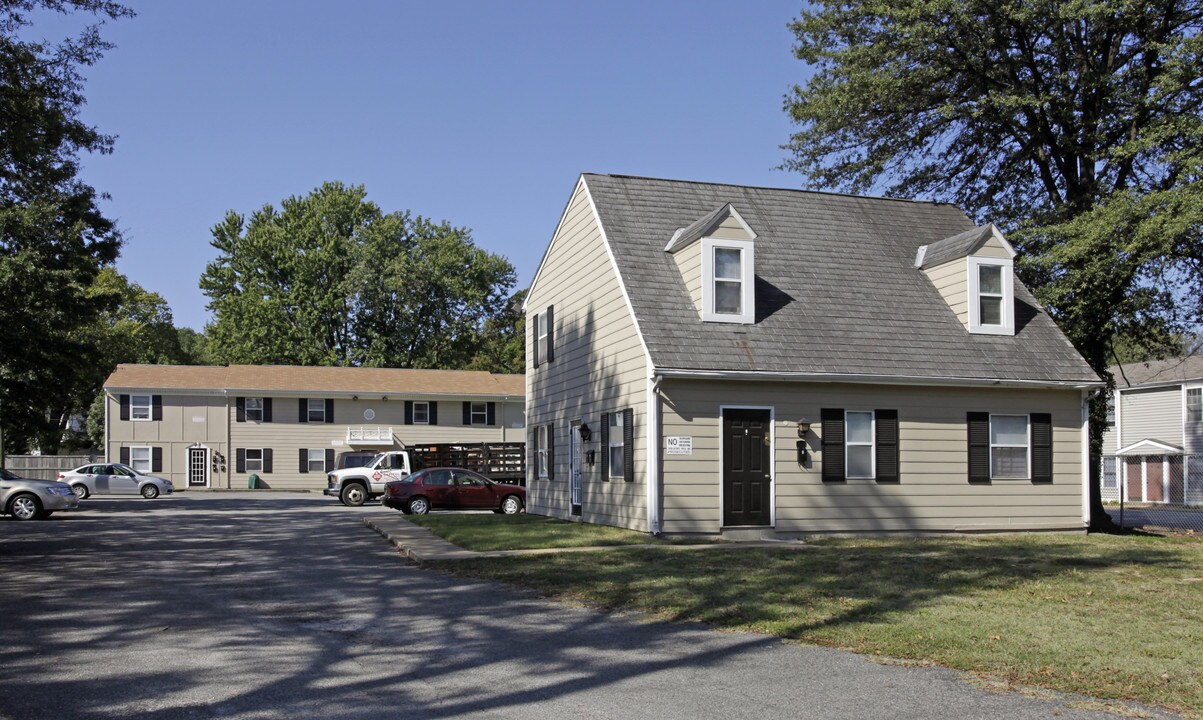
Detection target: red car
<box><xmin>383</xmin><ymin>467</ymin><xmax>525</xmax><ymax>515</ymax></box>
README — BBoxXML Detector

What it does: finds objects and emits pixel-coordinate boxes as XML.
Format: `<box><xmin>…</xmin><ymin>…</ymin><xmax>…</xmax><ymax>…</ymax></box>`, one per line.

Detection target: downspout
<box><xmin>104</xmin><ymin>390</ymin><xmax>111</xmax><ymax>462</ymax></box>
<box><xmin>1081</xmin><ymin>389</ymin><xmax>1091</xmax><ymax>528</ymax></box>
<box><xmin>225</xmin><ymin>389</ymin><xmax>232</xmax><ymax>489</ymax></box>
<box><xmin>646</xmin><ymin>372</ymin><xmax>663</xmax><ymax>536</ymax></box>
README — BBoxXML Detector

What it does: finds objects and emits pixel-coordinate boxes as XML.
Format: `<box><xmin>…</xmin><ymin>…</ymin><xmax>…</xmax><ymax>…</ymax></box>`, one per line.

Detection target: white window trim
<box><xmin>245</xmin><ymin>397</ymin><xmax>264</xmax><ymax>423</ymax></box>
<box><xmin>129</xmin><ymin>445</ymin><xmax>153</xmax><ymax>473</ymax></box>
<box><xmin>844</xmin><ymin>410</ymin><xmax>876</xmax><ymax>480</ymax></box>
<box><xmin>412</xmin><ymin>401</ymin><xmax>430</xmax><ymax>424</ymax></box>
<box><xmin>989</xmin><ymin>413</ymin><xmax>1031</xmax><ymax>480</ymax></box>
<box><xmin>307</xmin><ymin>448</ymin><xmax>326</xmax><ymax>473</ymax></box>
<box><xmin>470</xmin><ymin>402</ymin><xmax>488</xmax><ymax>426</ymax></box>
<box><xmin>967</xmin><ymin>257</ymin><xmax>1014</xmax><ymax>335</ymax></box>
<box><xmin>535</xmin><ymin>309</ymin><xmax>550</xmax><ymax>365</ymax></box>
<box><xmin>245</xmin><ymin>448</ymin><xmax>265</xmax><ymax>473</ymax></box>
<box><xmin>307</xmin><ymin>398</ymin><xmax>326</xmax><ymax>423</ymax></box>
<box><xmin>536</xmin><ymin>425</ymin><xmax>549</xmax><ymax>479</ymax></box>
<box><xmin>130</xmin><ymin>394</ymin><xmax>153</xmax><ymax>422</ymax></box>
<box><xmin>1185</xmin><ymin>386</ymin><xmax>1202</xmax><ymax>426</ymax></box>
<box><xmin>608</xmin><ymin>412</ymin><xmax>625</xmax><ymax>479</ymax></box>
<box><xmin>701</xmin><ymin>237</ymin><xmax>755</xmax><ymax>324</ymax></box>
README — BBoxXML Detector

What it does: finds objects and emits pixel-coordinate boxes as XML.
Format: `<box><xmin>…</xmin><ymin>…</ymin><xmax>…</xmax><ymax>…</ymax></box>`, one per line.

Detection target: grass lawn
<box><xmin>426</xmin><ymin>530</ymin><xmax>1203</xmax><ymax>717</ymax></box>
<box><xmin>405</xmin><ymin>513</ymin><xmax>671</xmax><ymax>551</ymax></box>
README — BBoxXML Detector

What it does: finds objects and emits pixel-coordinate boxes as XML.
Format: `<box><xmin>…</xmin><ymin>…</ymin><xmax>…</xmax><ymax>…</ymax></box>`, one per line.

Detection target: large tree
<box><xmin>200</xmin><ymin>182</ymin><xmax>517</xmax><ymax>370</ymax></box>
<box><xmin>783</xmin><ymin>0</ymin><xmax>1203</xmax><ymax>529</ymax></box>
<box><xmin>0</xmin><ymin>0</ymin><xmax>132</xmax><ymax>454</ymax></box>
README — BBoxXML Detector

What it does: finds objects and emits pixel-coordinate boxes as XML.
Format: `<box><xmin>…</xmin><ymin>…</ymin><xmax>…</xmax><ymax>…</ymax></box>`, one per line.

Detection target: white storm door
<box><xmin>570</xmin><ymin>422</ymin><xmax>582</xmax><ymax>509</ymax></box>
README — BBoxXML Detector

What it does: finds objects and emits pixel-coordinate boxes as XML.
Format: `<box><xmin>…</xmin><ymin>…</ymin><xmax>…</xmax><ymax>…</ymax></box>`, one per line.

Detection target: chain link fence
<box><xmin>1102</xmin><ymin>454</ymin><xmax>1203</xmax><ymax>534</ymax></box>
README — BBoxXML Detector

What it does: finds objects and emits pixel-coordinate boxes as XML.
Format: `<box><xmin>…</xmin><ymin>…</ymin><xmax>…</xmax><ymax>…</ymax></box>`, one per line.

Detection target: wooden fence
<box><xmin>4</xmin><ymin>454</ymin><xmax>99</xmax><ymax>480</ymax></box>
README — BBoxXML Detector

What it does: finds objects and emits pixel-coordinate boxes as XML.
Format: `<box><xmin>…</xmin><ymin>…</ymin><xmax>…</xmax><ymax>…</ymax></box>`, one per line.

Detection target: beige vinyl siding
<box><xmin>106</xmin><ymin>392</ymin><xmax>228</xmax><ymax>489</ymax></box>
<box><xmin>975</xmin><ymin>236</ymin><xmax>1013</xmax><ymax>259</ymax></box>
<box><xmin>923</xmin><ymin>258</ymin><xmax>969</xmax><ymax>329</ymax></box>
<box><xmin>659</xmin><ymin>380</ymin><xmax>1083</xmax><ymax>534</ymax></box>
<box><xmin>671</xmin><ymin>242</ymin><xmax>703</xmax><ymax>317</ymax></box>
<box><xmin>1119</xmin><ymin>386</ymin><xmax>1183</xmax><ymax>448</ymax></box>
<box><xmin>526</xmin><ymin>179</ymin><xmax>649</xmax><ymax>530</ymax></box>
<box><xmin>713</xmin><ymin>215</ymin><xmax>754</xmax><ymax>239</ymax></box>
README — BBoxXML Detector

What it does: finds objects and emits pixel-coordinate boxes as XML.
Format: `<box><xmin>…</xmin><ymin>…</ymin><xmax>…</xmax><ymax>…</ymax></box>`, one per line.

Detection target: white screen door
<box><xmin>188</xmin><ymin>447</ymin><xmax>208</xmax><ymax>487</ymax></box>
<box><xmin>570</xmin><ymin>422</ymin><xmax>582</xmax><ymax>511</ymax></box>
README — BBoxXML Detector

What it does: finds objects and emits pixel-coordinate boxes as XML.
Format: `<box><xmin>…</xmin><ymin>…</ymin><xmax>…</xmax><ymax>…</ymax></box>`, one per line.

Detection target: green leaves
<box><xmin>200</xmin><ymin>182</ymin><xmax>520</xmax><ymax>371</ymax></box>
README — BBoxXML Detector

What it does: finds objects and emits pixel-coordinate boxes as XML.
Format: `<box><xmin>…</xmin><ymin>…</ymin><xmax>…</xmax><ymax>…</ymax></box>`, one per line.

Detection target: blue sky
<box><xmin>58</xmin><ymin>0</ymin><xmax>807</xmax><ymax>330</ymax></box>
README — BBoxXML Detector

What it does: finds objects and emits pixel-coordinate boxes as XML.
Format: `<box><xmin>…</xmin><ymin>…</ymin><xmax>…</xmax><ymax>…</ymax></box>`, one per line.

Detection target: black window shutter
<box><xmin>547</xmin><ymin>424</ymin><xmax>555</xmax><ymax>480</ymax></box>
<box><xmin>152</xmin><ymin>395</ymin><xmax>163</xmax><ymax>421</ymax></box>
<box><xmin>462</xmin><ymin>402</ymin><xmax>471</xmax><ymax>425</ymax></box>
<box><xmin>1031</xmin><ymin>413</ymin><xmax>1053</xmax><ymax>483</ymax></box>
<box><xmin>875</xmin><ymin>409</ymin><xmax>899</xmax><ymax>483</ymax></box>
<box><xmin>263</xmin><ymin>398</ymin><xmax>273</xmax><ymax>423</ymax></box>
<box><xmin>120</xmin><ymin>446</ymin><xmax>130</xmax><ymax>465</ymax></box>
<box><xmin>151</xmin><ymin>447</ymin><xmax>163</xmax><ymax>473</ymax></box>
<box><xmin>325</xmin><ymin>448</ymin><xmax>335</xmax><ymax>472</ymax></box>
<box><xmin>429</xmin><ymin>402</ymin><xmax>438</xmax><ymax>425</ymax></box>
<box><xmin>263</xmin><ymin>449</ymin><xmax>273</xmax><ymax>474</ymax></box>
<box><xmin>298</xmin><ymin>398</ymin><xmax>308</xmax><ymax>423</ymax></box>
<box><xmin>404</xmin><ymin>401</ymin><xmax>414</xmax><ymax>425</ymax></box>
<box><xmin>236</xmin><ymin>397</ymin><xmax>246</xmax><ymax>422</ymax></box>
<box><xmin>821</xmin><ymin>408</ymin><xmax>845</xmax><ymax>482</ymax></box>
<box><xmin>546</xmin><ymin>305</ymin><xmax>554</xmax><ymax>362</ymax></box>
<box><xmin>299</xmin><ymin>448</ymin><xmax>309</xmax><ymax>473</ymax></box>
<box><xmin>967</xmin><ymin>412</ymin><xmax>990</xmax><ymax>483</ymax></box>
<box><xmin>120</xmin><ymin>395</ymin><xmax>130</xmax><ymax>421</ymax></box>
<box><xmin>600</xmin><ymin>412</ymin><xmax>610</xmax><ymax>479</ymax></box>
<box><xmin>325</xmin><ymin>399</ymin><xmax>334</xmax><ymax>423</ymax></box>
<box><xmin>236</xmin><ymin>448</ymin><xmax>246</xmax><ymax>474</ymax></box>
<box><xmin>487</xmin><ymin>402</ymin><xmax>496</xmax><ymax>426</ymax></box>
<box><xmin>531</xmin><ymin>312</ymin><xmax>540</xmax><ymax>369</ymax></box>
<box><xmin>623</xmin><ymin>408</ymin><xmax>634</xmax><ymax>482</ymax></box>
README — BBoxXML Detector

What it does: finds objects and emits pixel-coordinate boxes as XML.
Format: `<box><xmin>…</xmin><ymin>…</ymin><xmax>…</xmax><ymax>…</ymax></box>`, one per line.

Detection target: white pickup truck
<box><xmin>324</xmin><ymin>451</ymin><xmax>415</xmax><ymax>506</ymax></box>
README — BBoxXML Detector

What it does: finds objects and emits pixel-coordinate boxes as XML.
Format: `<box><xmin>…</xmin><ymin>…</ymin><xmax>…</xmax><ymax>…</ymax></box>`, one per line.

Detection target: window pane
<box><xmin>991</xmin><ymin>447</ymin><xmax>1028</xmax><ymax>478</ymax></box>
<box><xmin>308</xmin><ymin>398</ymin><xmax>324</xmax><ymax>422</ymax></box>
<box><xmin>131</xmin><ymin>395</ymin><xmax>151</xmax><ymax>420</ymax></box>
<box><xmin>979</xmin><ymin>296</ymin><xmax>1002</xmax><ymax>325</ymax></box>
<box><xmin>847</xmin><ymin>446</ymin><xmax>873</xmax><ymax>478</ymax></box>
<box><xmin>714</xmin><ymin>280</ymin><xmax>741</xmax><ymax>314</ymax></box>
<box><xmin>1188</xmin><ymin>389</ymin><xmax>1202</xmax><ymax>423</ymax></box>
<box><xmin>130</xmin><ymin>447</ymin><xmax>151</xmax><ymax>472</ymax></box>
<box><xmin>979</xmin><ymin>265</ymin><xmax>1002</xmax><ymax>294</ymax></box>
<box><xmin>715</xmin><ymin>248</ymin><xmax>741</xmax><ymax>279</ymax></box>
<box><xmin>1102</xmin><ymin>458</ymin><xmax>1117</xmax><ymax>489</ymax></box>
<box><xmin>609</xmin><ymin>413</ymin><xmax>624</xmax><ymax>478</ymax></box>
<box><xmin>609</xmin><ymin>446</ymin><xmax>624</xmax><ymax>477</ymax></box>
<box><xmin>846</xmin><ymin>412</ymin><xmax>873</xmax><ymax>444</ymax></box>
<box><xmin>413</xmin><ymin>403</ymin><xmax>429</xmax><ymax>423</ymax></box>
<box><xmin>991</xmin><ymin>415</ymin><xmax>1028</xmax><ymax>445</ymax></box>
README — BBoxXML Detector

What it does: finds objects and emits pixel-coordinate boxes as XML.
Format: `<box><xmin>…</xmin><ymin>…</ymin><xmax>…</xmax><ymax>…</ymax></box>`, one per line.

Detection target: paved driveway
<box><xmin>0</xmin><ymin>493</ymin><xmax>1177</xmax><ymax>719</ymax></box>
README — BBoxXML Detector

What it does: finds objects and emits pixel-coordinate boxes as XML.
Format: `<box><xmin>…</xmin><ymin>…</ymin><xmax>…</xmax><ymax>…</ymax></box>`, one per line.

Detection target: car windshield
<box><xmin>0</xmin><ymin>468</ymin><xmax>16</xmax><ymax>480</ymax></box>
<box><xmin>368</xmin><ymin>453</ymin><xmax>387</xmax><ymax>468</ymax></box>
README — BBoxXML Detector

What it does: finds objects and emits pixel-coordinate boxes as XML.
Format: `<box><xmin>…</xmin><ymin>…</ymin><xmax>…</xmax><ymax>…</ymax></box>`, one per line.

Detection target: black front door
<box><xmin>723</xmin><ymin>409</ymin><xmax>772</xmax><ymax>526</ymax></box>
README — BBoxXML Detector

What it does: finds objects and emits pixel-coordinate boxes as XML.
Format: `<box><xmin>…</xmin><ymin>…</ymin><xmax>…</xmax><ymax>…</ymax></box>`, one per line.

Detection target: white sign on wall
<box><xmin>191</xmin><ymin>415</ymin><xmax>205</xmax><ymax>423</ymax></box>
<box><xmin>665</xmin><ymin>436</ymin><xmax>693</xmax><ymax>455</ymax></box>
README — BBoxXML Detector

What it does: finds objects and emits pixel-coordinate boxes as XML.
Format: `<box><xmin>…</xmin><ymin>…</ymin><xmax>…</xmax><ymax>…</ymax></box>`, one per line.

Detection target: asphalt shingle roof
<box><xmin>1110</xmin><ymin>356</ymin><xmax>1203</xmax><ymax>388</ymax></box>
<box><xmin>583</xmin><ymin>174</ymin><xmax>1098</xmax><ymax>385</ymax></box>
<box><xmin>919</xmin><ymin>225</ymin><xmax>1000</xmax><ymax>269</ymax></box>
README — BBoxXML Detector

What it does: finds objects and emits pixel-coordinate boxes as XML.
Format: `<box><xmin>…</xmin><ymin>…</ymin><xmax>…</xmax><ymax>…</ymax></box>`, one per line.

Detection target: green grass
<box><xmin>427</xmin><ymin>532</ymin><xmax>1203</xmax><ymax>717</ymax></box>
<box><xmin>405</xmin><ymin>513</ymin><xmax>670</xmax><ymax>551</ymax></box>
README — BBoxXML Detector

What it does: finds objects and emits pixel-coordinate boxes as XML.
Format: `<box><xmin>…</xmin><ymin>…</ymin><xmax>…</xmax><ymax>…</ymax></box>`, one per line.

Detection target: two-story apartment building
<box><xmin>104</xmin><ymin>364</ymin><xmax>525</xmax><ymax>491</ymax></box>
<box><xmin>525</xmin><ymin>174</ymin><xmax>1101</xmax><ymax>537</ymax></box>
<box><xmin>1101</xmin><ymin>356</ymin><xmax>1202</xmax><ymax>505</ymax></box>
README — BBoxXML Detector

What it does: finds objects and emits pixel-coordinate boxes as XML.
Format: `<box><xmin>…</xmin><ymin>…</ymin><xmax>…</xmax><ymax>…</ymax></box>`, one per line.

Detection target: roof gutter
<box><xmin>653</xmin><ymin>368</ymin><xmax>1103</xmax><ymax>390</ymax></box>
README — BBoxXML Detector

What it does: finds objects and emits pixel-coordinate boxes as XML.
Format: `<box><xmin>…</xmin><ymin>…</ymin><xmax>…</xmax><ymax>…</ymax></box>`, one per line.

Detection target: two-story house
<box><xmin>525</xmin><ymin>174</ymin><xmax>1101</xmax><ymax>537</ymax></box>
<box><xmin>104</xmin><ymin>364</ymin><xmax>525</xmax><ymax>491</ymax></box>
<box><xmin>1101</xmin><ymin>356</ymin><xmax>1202</xmax><ymax>505</ymax></box>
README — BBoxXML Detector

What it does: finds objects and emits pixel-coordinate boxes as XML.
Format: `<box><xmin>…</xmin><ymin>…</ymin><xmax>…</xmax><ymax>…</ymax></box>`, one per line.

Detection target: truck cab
<box><xmin>324</xmin><ymin>450</ymin><xmax>417</xmax><ymax>506</ymax></box>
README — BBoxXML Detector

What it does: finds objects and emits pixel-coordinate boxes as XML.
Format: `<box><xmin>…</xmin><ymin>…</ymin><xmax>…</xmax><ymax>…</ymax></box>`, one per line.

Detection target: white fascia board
<box><xmin>1115</xmin><ymin>438</ymin><xmax>1184</xmax><ymax>455</ymax></box>
<box><xmin>653</xmin><ymin>367</ymin><xmax>1104</xmax><ymax>390</ymax></box>
<box><xmin>104</xmin><ymin>386</ymin><xmax>227</xmax><ymax>396</ymax></box>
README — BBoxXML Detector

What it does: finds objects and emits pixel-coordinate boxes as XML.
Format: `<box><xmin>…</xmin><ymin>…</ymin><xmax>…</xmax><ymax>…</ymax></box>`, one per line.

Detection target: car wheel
<box><xmin>8</xmin><ymin>493</ymin><xmax>41</xmax><ymax>521</ymax></box>
<box><xmin>340</xmin><ymin>483</ymin><xmax>367</xmax><ymax>507</ymax></box>
<box><xmin>70</xmin><ymin>484</ymin><xmax>89</xmax><ymax>499</ymax></box>
<box><xmin>501</xmin><ymin>495</ymin><xmax>523</xmax><ymax>515</ymax></box>
<box><xmin>141</xmin><ymin>484</ymin><xmax>160</xmax><ymax>499</ymax></box>
<box><xmin>407</xmin><ymin>496</ymin><xmax>430</xmax><ymax>515</ymax></box>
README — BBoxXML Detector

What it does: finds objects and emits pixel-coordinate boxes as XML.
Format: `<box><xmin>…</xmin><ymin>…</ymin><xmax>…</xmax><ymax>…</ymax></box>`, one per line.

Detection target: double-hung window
<box><xmin>245</xmin><ymin>397</ymin><xmax>264</xmax><ymax>422</ymax></box>
<box><xmin>413</xmin><ymin>401</ymin><xmax>430</xmax><ymax>424</ymax></box>
<box><xmin>990</xmin><ymin>414</ymin><xmax>1030</xmax><ymax>479</ymax></box>
<box><xmin>130</xmin><ymin>394</ymin><xmax>152</xmax><ymax>421</ymax></box>
<box><xmin>471</xmin><ymin>402</ymin><xmax>488</xmax><ymax>425</ymax></box>
<box><xmin>245</xmin><ymin>449</ymin><xmax>265</xmax><ymax>473</ymax></box>
<box><xmin>844</xmin><ymin>411</ymin><xmax>875</xmax><ymax>479</ymax></box>
<box><xmin>1187</xmin><ymin>388</ymin><xmax>1202</xmax><ymax>424</ymax></box>
<box><xmin>307</xmin><ymin>398</ymin><xmax>326</xmax><ymax>423</ymax></box>
<box><xmin>306</xmin><ymin>449</ymin><xmax>327</xmax><ymax>473</ymax></box>
<box><xmin>129</xmin><ymin>446</ymin><xmax>152</xmax><ymax>473</ymax></box>
<box><xmin>967</xmin><ymin>258</ymin><xmax>1014</xmax><ymax>335</ymax></box>
<box><xmin>608</xmin><ymin>412</ymin><xmax>624</xmax><ymax>480</ymax></box>
<box><xmin>532</xmin><ymin>306</ymin><xmax>554</xmax><ymax>367</ymax></box>
<box><xmin>701</xmin><ymin>238</ymin><xmax>754</xmax><ymax>324</ymax></box>
<box><xmin>536</xmin><ymin>425</ymin><xmax>549</xmax><ymax>479</ymax></box>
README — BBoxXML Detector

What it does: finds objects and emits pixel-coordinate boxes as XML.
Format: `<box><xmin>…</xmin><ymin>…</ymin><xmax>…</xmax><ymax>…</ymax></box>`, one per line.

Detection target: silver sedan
<box><xmin>58</xmin><ymin>463</ymin><xmax>174</xmax><ymax>499</ymax></box>
<box><xmin>1</xmin><ymin>468</ymin><xmax>80</xmax><ymax>520</ymax></box>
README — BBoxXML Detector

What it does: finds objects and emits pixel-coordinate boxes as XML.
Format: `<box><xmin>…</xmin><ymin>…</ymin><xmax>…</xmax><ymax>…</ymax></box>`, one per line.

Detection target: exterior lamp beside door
<box><xmin>796</xmin><ymin>418</ymin><xmax>812</xmax><ymax>464</ymax></box>
<box><xmin>579</xmin><ymin>423</ymin><xmax>596</xmax><ymax>465</ymax></box>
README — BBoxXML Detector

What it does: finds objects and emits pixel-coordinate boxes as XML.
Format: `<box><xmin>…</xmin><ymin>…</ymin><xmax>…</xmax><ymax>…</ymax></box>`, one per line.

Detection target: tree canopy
<box><xmin>783</xmin><ymin>0</ymin><xmax>1203</xmax><ymax>528</ymax></box>
<box><xmin>200</xmin><ymin>182</ymin><xmax>519</xmax><ymax>371</ymax></box>
<box><xmin>0</xmin><ymin>0</ymin><xmax>132</xmax><ymax>454</ymax></box>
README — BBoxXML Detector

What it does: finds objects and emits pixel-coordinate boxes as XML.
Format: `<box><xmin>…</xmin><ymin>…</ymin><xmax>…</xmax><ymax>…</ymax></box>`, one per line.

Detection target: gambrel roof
<box><xmin>581</xmin><ymin>173</ymin><xmax>1099</xmax><ymax>386</ymax></box>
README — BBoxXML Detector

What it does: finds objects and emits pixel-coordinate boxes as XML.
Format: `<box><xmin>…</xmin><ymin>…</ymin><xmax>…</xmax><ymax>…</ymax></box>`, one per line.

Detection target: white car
<box><xmin>58</xmin><ymin>463</ymin><xmax>174</xmax><ymax>499</ymax></box>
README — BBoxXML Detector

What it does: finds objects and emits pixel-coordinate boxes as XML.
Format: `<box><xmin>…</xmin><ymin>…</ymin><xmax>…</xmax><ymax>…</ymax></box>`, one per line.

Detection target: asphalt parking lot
<box><xmin>0</xmin><ymin>493</ymin><xmax>1180</xmax><ymax>720</ymax></box>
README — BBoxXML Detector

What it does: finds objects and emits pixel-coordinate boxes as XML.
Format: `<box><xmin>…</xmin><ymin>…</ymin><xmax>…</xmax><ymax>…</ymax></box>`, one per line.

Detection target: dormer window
<box><xmin>967</xmin><ymin>257</ymin><xmax>1014</xmax><ymax>335</ymax></box>
<box><xmin>702</xmin><ymin>238</ymin><xmax>754</xmax><ymax>324</ymax></box>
